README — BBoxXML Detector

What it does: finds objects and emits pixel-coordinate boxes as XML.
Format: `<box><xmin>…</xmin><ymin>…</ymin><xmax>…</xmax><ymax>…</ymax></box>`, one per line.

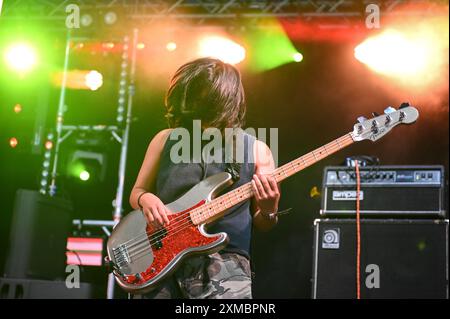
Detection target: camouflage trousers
<box><xmin>133</xmin><ymin>252</ymin><xmax>252</xmax><ymax>299</ymax></box>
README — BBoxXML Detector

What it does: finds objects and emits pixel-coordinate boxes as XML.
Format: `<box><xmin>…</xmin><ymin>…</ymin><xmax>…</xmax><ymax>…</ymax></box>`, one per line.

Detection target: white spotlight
<box><xmin>198</xmin><ymin>36</ymin><xmax>245</xmax><ymax>65</ymax></box>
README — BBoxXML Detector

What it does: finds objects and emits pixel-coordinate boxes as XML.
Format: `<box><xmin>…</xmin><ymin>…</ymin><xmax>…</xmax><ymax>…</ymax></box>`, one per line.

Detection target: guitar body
<box><xmin>107</xmin><ymin>172</ymin><xmax>234</xmax><ymax>294</ymax></box>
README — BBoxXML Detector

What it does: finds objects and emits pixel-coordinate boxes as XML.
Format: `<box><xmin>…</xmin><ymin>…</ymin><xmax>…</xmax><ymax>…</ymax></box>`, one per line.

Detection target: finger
<box><xmin>268</xmin><ymin>176</ymin><xmax>279</xmax><ymax>195</ymax></box>
<box><xmin>143</xmin><ymin>207</ymin><xmax>154</xmax><ymax>224</ymax></box>
<box><xmin>253</xmin><ymin>175</ymin><xmax>266</xmax><ymax>198</ymax></box>
<box><xmin>252</xmin><ymin>180</ymin><xmax>261</xmax><ymax>200</ymax></box>
<box><xmin>151</xmin><ymin>206</ymin><xmax>163</xmax><ymax>226</ymax></box>
<box><xmin>258</xmin><ymin>174</ymin><xmax>271</xmax><ymax>196</ymax></box>
<box><xmin>158</xmin><ymin>205</ymin><xmax>170</xmax><ymax>225</ymax></box>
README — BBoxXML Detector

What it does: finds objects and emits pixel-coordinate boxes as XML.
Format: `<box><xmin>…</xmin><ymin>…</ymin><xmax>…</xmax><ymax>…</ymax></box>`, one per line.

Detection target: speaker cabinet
<box><xmin>4</xmin><ymin>189</ymin><xmax>72</xmax><ymax>280</ymax></box>
<box><xmin>312</xmin><ymin>219</ymin><xmax>448</xmax><ymax>299</ymax></box>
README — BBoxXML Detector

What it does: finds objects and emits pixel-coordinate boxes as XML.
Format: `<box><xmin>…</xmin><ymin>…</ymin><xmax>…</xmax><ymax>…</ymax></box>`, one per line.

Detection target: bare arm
<box><xmin>251</xmin><ymin>139</ymin><xmax>280</xmax><ymax>232</ymax></box>
<box><xmin>129</xmin><ymin>128</ymin><xmax>172</xmax><ymax>226</ymax></box>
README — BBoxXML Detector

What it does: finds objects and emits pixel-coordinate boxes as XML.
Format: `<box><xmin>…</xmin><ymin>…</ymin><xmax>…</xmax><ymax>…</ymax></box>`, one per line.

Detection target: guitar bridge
<box><xmin>113</xmin><ymin>244</ymin><xmax>130</xmax><ymax>269</ymax></box>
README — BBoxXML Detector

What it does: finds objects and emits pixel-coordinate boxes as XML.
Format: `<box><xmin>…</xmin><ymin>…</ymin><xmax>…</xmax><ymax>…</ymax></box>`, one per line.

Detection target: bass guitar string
<box><xmin>124</xmin><ymin>134</ymin><xmax>354</xmax><ymax>251</ymax></box>
<box><xmin>123</xmin><ymin>137</ymin><xmax>353</xmax><ymax>259</ymax></box>
<box><xmin>119</xmin><ymin>135</ymin><xmax>354</xmax><ymax>256</ymax></box>
<box><xmin>117</xmin><ymin>133</ymin><xmax>353</xmax><ymax>251</ymax></box>
<box><xmin>125</xmin><ymin>183</ymin><xmax>254</xmax><ymax>255</ymax></box>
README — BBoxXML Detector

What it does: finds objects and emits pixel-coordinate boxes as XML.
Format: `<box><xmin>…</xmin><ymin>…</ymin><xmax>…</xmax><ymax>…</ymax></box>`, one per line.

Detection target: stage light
<box><xmin>355</xmin><ymin>30</ymin><xmax>425</xmax><ymax>76</ymax></box>
<box><xmin>245</xmin><ymin>20</ymin><xmax>301</xmax><ymax>71</ymax></box>
<box><xmin>53</xmin><ymin>70</ymin><xmax>104</xmax><ymax>90</ymax></box>
<box><xmin>103</xmin><ymin>42</ymin><xmax>115</xmax><ymax>50</ymax></box>
<box><xmin>79</xmin><ymin>170</ymin><xmax>90</xmax><ymax>181</ymax></box>
<box><xmin>40</xmin><ymin>147</ymin><xmax>52</xmax><ymax>194</ymax></box>
<box><xmin>354</xmin><ymin>27</ymin><xmax>446</xmax><ymax>82</ymax></box>
<box><xmin>4</xmin><ymin>42</ymin><xmax>37</xmax><ymax>73</ymax></box>
<box><xmin>104</xmin><ymin>11</ymin><xmax>118</xmax><ymax>25</ymax></box>
<box><xmin>198</xmin><ymin>36</ymin><xmax>245</xmax><ymax>65</ymax></box>
<box><xmin>67</xmin><ymin>150</ymin><xmax>106</xmax><ymax>183</ymax></box>
<box><xmin>45</xmin><ymin>140</ymin><xmax>53</xmax><ymax>150</ymax></box>
<box><xmin>166</xmin><ymin>42</ymin><xmax>177</xmax><ymax>52</ymax></box>
<box><xmin>293</xmin><ymin>52</ymin><xmax>303</xmax><ymax>62</ymax></box>
<box><xmin>9</xmin><ymin>137</ymin><xmax>18</xmax><ymax>148</ymax></box>
<box><xmin>85</xmin><ymin>70</ymin><xmax>103</xmax><ymax>91</ymax></box>
<box><xmin>66</xmin><ymin>237</ymin><xmax>104</xmax><ymax>266</ymax></box>
<box><xmin>81</xmin><ymin>14</ymin><xmax>93</xmax><ymax>27</ymax></box>
<box><xmin>14</xmin><ymin>104</ymin><xmax>22</xmax><ymax>113</ymax></box>
<box><xmin>137</xmin><ymin>42</ymin><xmax>145</xmax><ymax>50</ymax></box>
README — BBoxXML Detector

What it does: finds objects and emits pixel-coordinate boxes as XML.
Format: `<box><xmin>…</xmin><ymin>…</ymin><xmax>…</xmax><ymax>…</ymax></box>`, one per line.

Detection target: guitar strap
<box><xmin>224</xmin><ymin>128</ymin><xmax>243</xmax><ymax>182</ymax></box>
<box><xmin>225</xmin><ymin>161</ymin><xmax>241</xmax><ymax>182</ymax></box>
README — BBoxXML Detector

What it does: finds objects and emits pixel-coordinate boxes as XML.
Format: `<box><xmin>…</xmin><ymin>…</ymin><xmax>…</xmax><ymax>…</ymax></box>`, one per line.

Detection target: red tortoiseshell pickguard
<box><xmin>125</xmin><ymin>200</ymin><xmax>220</xmax><ymax>284</ymax></box>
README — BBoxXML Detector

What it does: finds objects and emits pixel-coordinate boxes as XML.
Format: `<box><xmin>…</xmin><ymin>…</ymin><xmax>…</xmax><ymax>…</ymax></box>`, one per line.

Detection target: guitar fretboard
<box><xmin>190</xmin><ymin>133</ymin><xmax>355</xmax><ymax>225</ymax></box>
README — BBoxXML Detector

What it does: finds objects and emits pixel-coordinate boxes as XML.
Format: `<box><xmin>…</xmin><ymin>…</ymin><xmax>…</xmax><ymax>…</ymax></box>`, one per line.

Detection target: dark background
<box><xmin>0</xmin><ymin>21</ymin><xmax>448</xmax><ymax>298</ymax></box>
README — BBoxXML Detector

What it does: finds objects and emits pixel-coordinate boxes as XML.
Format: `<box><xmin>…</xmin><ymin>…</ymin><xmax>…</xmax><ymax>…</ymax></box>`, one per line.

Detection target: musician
<box><xmin>129</xmin><ymin>57</ymin><xmax>280</xmax><ymax>299</ymax></box>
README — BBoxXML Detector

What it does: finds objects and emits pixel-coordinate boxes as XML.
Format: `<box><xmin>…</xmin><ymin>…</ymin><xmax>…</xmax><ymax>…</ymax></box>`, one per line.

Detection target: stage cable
<box><xmin>355</xmin><ymin>161</ymin><xmax>361</xmax><ymax>299</ymax></box>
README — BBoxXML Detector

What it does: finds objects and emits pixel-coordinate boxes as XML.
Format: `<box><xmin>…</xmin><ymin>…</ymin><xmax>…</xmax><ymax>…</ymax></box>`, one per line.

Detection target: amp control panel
<box><xmin>324</xmin><ymin>166</ymin><xmax>442</xmax><ymax>186</ymax></box>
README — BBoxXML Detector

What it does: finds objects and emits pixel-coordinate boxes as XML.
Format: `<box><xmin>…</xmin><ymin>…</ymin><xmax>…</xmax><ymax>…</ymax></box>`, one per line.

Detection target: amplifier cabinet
<box><xmin>321</xmin><ymin>165</ymin><xmax>446</xmax><ymax>217</ymax></box>
<box><xmin>312</xmin><ymin>219</ymin><xmax>448</xmax><ymax>299</ymax></box>
<box><xmin>4</xmin><ymin>189</ymin><xmax>72</xmax><ymax>280</ymax></box>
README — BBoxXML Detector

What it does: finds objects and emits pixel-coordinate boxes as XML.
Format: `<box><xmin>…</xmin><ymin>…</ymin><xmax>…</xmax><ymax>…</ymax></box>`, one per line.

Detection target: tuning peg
<box><xmin>399</xmin><ymin>102</ymin><xmax>410</xmax><ymax>109</ymax></box>
<box><xmin>357</xmin><ymin>116</ymin><xmax>367</xmax><ymax>124</ymax></box>
<box><xmin>372</xmin><ymin>112</ymin><xmax>380</xmax><ymax>117</ymax></box>
<box><xmin>384</xmin><ymin>106</ymin><xmax>396</xmax><ymax>114</ymax></box>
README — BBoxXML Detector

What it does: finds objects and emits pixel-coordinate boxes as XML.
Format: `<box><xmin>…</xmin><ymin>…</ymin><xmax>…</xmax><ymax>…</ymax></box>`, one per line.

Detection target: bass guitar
<box><xmin>106</xmin><ymin>104</ymin><xmax>419</xmax><ymax>294</ymax></box>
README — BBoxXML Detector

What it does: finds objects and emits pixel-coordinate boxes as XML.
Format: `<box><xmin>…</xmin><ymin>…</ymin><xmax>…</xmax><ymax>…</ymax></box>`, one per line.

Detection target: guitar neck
<box><xmin>190</xmin><ymin>132</ymin><xmax>355</xmax><ymax>225</ymax></box>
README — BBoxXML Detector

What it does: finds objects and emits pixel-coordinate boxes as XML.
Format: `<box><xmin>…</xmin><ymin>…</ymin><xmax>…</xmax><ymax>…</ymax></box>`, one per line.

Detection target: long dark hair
<box><xmin>165</xmin><ymin>57</ymin><xmax>246</xmax><ymax>130</ymax></box>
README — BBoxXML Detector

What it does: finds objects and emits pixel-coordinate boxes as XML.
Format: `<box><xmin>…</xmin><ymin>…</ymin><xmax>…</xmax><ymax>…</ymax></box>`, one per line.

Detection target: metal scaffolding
<box><xmin>41</xmin><ymin>30</ymin><xmax>138</xmax><ymax>218</ymax></box>
<box><xmin>35</xmin><ymin>26</ymin><xmax>139</xmax><ymax>298</ymax></box>
<box><xmin>1</xmin><ymin>0</ymin><xmax>445</xmax><ymax>28</ymax></box>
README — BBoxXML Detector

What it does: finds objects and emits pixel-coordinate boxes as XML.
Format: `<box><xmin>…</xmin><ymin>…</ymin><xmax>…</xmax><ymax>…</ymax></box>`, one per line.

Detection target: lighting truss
<box><xmin>1</xmin><ymin>0</ymin><xmax>446</xmax><ymax>29</ymax></box>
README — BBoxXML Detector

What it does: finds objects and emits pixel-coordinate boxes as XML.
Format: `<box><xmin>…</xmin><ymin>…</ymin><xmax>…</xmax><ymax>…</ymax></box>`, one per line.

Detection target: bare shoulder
<box><xmin>254</xmin><ymin>139</ymin><xmax>271</xmax><ymax>152</ymax></box>
<box><xmin>253</xmin><ymin>139</ymin><xmax>275</xmax><ymax>173</ymax></box>
<box><xmin>142</xmin><ymin>128</ymin><xmax>174</xmax><ymax>160</ymax></box>
<box><xmin>149</xmin><ymin>128</ymin><xmax>173</xmax><ymax>149</ymax></box>
<box><xmin>154</xmin><ymin>128</ymin><xmax>173</xmax><ymax>142</ymax></box>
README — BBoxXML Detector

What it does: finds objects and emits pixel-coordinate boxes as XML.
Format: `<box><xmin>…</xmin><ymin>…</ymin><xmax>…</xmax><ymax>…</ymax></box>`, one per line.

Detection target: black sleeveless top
<box><xmin>155</xmin><ymin>129</ymin><xmax>256</xmax><ymax>259</ymax></box>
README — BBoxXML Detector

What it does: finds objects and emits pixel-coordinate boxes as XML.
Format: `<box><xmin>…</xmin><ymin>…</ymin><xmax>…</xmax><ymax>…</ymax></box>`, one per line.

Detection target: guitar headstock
<box><xmin>351</xmin><ymin>103</ymin><xmax>419</xmax><ymax>142</ymax></box>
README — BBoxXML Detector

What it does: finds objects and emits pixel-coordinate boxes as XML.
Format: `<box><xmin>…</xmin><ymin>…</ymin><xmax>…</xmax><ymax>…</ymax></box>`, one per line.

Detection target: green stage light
<box><xmin>68</xmin><ymin>162</ymin><xmax>87</xmax><ymax>180</ymax></box>
<box><xmin>79</xmin><ymin>170</ymin><xmax>90</xmax><ymax>181</ymax></box>
<box><xmin>67</xmin><ymin>150</ymin><xmax>105</xmax><ymax>183</ymax></box>
<box><xmin>293</xmin><ymin>52</ymin><xmax>303</xmax><ymax>62</ymax></box>
<box><xmin>4</xmin><ymin>42</ymin><xmax>38</xmax><ymax>73</ymax></box>
<box><xmin>246</xmin><ymin>20</ymin><xmax>302</xmax><ymax>72</ymax></box>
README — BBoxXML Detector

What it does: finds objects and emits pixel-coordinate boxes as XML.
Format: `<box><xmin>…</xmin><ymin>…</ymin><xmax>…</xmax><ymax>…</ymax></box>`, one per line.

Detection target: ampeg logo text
<box><xmin>332</xmin><ymin>190</ymin><xmax>364</xmax><ymax>201</ymax></box>
<box><xmin>322</xmin><ymin>229</ymin><xmax>340</xmax><ymax>249</ymax></box>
